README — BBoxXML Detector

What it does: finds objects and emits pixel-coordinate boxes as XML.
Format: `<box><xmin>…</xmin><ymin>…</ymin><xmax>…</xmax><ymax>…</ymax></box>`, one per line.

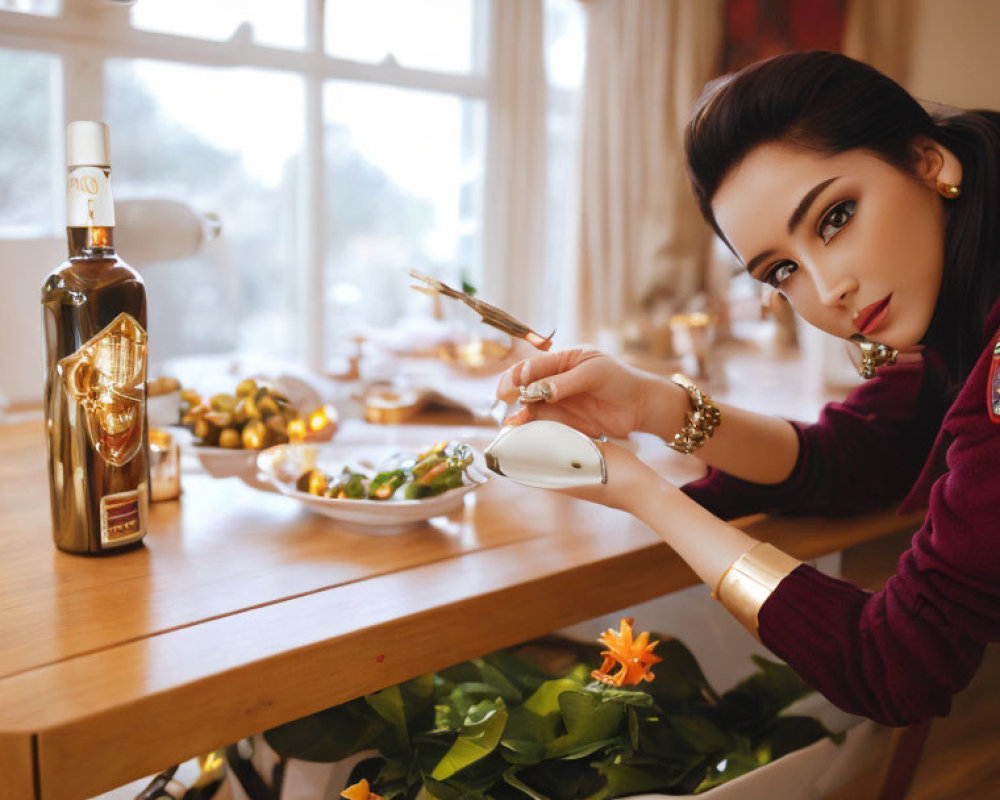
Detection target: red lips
<box><xmin>855</xmin><ymin>294</ymin><xmax>892</xmax><ymax>336</ymax></box>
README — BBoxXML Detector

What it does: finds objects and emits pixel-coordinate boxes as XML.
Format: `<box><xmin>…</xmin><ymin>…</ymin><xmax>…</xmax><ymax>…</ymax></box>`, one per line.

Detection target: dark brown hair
<box><xmin>685</xmin><ymin>50</ymin><xmax>1000</xmax><ymax>390</ymax></box>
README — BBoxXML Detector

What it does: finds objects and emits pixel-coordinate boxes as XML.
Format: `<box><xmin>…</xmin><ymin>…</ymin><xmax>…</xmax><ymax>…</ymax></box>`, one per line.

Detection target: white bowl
<box><xmin>256</xmin><ymin>443</ymin><xmax>487</xmax><ymax>534</ymax></box>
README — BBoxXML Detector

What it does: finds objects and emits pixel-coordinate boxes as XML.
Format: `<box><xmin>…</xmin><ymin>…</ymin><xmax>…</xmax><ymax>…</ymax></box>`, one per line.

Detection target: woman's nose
<box><xmin>816</xmin><ymin>273</ymin><xmax>859</xmax><ymax>307</ymax></box>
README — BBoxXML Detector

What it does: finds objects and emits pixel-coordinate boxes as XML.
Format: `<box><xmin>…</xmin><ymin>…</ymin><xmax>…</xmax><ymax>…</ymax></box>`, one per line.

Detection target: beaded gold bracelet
<box><xmin>665</xmin><ymin>374</ymin><xmax>721</xmax><ymax>454</ymax></box>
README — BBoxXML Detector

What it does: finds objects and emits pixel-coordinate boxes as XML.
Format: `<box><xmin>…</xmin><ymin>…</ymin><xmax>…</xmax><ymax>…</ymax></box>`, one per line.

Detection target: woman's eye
<box><xmin>818</xmin><ymin>199</ymin><xmax>856</xmax><ymax>244</ymax></box>
<box><xmin>763</xmin><ymin>260</ymin><xmax>798</xmax><ymax>288</ymax></box>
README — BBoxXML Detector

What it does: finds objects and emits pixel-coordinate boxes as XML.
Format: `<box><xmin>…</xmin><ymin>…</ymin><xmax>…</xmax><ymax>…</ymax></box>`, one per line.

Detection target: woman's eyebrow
<box><xmin>743</xmin><ymin>176</ymin><xmax>842</xmax><ymax>276</ymax></box>
<box><xmin>745</xmin><ymin>249</ymin><xmax>776</xmax><ymax>276</ymax></box>
<box><xmin>788</xmin><ymin>176</ymin><xmax>840</xmax><ymax>234</ymax></box>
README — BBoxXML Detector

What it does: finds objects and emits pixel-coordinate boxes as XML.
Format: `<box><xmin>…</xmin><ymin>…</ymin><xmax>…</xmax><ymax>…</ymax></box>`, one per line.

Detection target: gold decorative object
<box><xmin>847</xmin><ymin>334</ymin><xmax>898</xmax><ymax>380</ymax></box>
<box><xmin>60</xmin><ymin>312</ymin><xmax>147</xmax><ymax>467</ymax></box>
<box><xmin>437</xmin><ymin>336</ymin><xmax>515</xmax><ymax>375</ymax></box>
<box><xmin>936</xmin><ymin>181</ymin><xmax>961</xmax><ymax>199</ymax></box>
<box><xmin>149</xmin><ymin>428</ymin><xmax>180</xmax><ymax>502</ymax></box>
<box><xmin>668</xmin><ymin>312</ymin><xmax>715</xmax><ymax>378</ymax></box>
<box><xmin>665</xmin><ymin>373</ymin><xmax>721</xmax><ymax>455</ymax></box>
<box><xmin>363</xmin><ymin>386</ymin><xmax>426</xmax><ymax>424</ymax></box>
<box><xmin>409</xmin><ymin>269</ymin><xmax>554</xmax><ymax>351</ymax></box>
<box><xmin>714</xmin><ymin>542</ymin><xmax>801</xmax><ymax>639</ymax></box>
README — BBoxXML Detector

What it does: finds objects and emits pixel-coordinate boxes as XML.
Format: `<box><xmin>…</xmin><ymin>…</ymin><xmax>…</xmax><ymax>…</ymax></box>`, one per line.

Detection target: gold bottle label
<box><xmin>59</xmin><ymin>312</ymin><xmax>147</xmax><ymax>467</ymax></box>
<box><xmin>100</xmin><ymin>485</ymin><xmax>147</xmax><ymax>546</ymax></box>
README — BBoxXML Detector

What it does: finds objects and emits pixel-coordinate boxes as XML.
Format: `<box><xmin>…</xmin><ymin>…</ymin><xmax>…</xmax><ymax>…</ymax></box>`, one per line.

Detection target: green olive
<box><xmin>266</xmin><ymin>414</ymin><xmax>287</xmax><ymax>434</ymax></box>
<box><xmin>257</xmin><ymin>395</ymin><xmax>280</xmax><ymax>419</ymax></box>
<box><xmin>180</xmin><ymin>388</ymin><xmax>202</xmax><ymax>407</ymax></box>
<box><xmin>235</xmin><ymin>378</ymin><xmax>258</xmax><ymax>398</ymax></box>
<box><xmin>241</xmin><ymin>419</ymin><xmax>269</xmax><ymax>450</ymax></box>
<box><xmin>194</xmin><ymin>414</ymin><xmax>222</xmax><ymax>446</ymax></box>
<box><xmin>209</xmin><ymin>393</ymin><xmax>237</xmax><ymax>413</ymax></box>
<box><xmin>232</xmin><ymin>399</ymin><xmax>251</xmax><ymax>426</ymax></box>
<box><xmin>218</xmin><ymin>427</ymin><xmax>242</xmax><ymax>449</ymax></box>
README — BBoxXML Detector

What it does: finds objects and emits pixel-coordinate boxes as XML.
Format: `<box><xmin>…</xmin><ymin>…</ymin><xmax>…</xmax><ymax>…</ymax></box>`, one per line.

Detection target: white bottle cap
<box><xmin>66</xmin><ymin>121</ymin><xmax>111</xmax><ymax>168</ymax></box>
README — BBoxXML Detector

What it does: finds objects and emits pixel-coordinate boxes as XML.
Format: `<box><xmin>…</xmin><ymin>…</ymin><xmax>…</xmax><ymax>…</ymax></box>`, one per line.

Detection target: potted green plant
<box><xmin>260</xmin><ymin>619</ymin><xmax>846</xmax><ymax>799</ymax></box>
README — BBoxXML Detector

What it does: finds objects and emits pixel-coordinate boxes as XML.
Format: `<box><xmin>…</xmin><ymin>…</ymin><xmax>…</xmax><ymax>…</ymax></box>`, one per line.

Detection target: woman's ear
<box><xmin>910</xmin><ymin>134</ymin><xmax>963</xmax><ymax>189</ymax></box>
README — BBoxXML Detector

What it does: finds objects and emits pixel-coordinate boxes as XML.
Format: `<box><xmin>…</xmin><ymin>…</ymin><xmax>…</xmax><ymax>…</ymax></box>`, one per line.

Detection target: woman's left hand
<box><xmin>556</xmin><ymin>439</ymin><xmax>666</xmax><ymax>514</ymax></box>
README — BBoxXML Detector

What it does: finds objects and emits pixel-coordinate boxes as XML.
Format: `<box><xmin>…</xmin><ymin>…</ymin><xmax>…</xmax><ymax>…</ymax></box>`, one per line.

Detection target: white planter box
<box><xmin>640</xmin><ymin>716</ymin><xmax>887</xmax><ymax>799</ymax></box>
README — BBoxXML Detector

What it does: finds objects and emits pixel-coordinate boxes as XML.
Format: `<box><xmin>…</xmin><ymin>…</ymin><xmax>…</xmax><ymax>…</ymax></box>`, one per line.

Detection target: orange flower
<box><xmin>341</xmin><ymin>778</ymin><xmax>381</xmax><ymax>800</ymax></box>
<box><xmin>590</xmin><ymin>617</ymin><xmax>662</xmax><ymax>687</ymax></box>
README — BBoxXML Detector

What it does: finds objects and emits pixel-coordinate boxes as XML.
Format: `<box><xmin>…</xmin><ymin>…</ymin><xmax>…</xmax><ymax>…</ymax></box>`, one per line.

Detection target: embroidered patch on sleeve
<box><xmin>989</xmin><ymin>338</ymin><xmax>1000</xmax><ymax>422</ymax></box>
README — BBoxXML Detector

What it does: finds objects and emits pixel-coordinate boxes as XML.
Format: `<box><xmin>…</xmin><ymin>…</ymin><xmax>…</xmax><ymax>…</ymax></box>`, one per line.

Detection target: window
<box><xmin>131</xmin><ymin>0</ymin><xmax>307</xmax><ymax>50</ymax></box>
<box><xmin>0</xmin><ymin>48</ymin><xmax>60</xmax><ymax>236</ymax></box>
<box><xmin>325</xmin><ymin>0</ymin><xmax>482</xmax><ymax>74</ymax></box>
<box><xmin>322</xmin><ymin>81</ymin><xmax>485</xmax><ymax>341</ymax></box>
<box><xmin>0</xmin><ymin>0</ymin><xmax>585</xmax><ymax>377</ymax></box>
<box><xmin>105</xmin><ymin>59</ymin><xmax>305</xmax><ymax>360</ymax></box>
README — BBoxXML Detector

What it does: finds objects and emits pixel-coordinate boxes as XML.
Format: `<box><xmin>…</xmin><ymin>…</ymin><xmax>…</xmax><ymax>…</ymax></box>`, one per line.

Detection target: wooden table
<box><xmin>0</xmin><ymin>409</ymin><xmax>922</xmax><ymax>800</ymax></box>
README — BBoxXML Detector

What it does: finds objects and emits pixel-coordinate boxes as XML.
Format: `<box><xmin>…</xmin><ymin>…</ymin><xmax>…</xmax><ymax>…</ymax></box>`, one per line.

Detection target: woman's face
<box><xmin>712</xmin><ymin>141</ymin><xmax>949</xmax><ymax>349</ymax></box>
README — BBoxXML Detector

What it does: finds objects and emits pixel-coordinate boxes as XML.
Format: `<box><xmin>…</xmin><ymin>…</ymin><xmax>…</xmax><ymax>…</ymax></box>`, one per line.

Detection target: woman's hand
<box><xmin>555</xmin><ymin>439</ymin><xmax>666</xmax><ymax>514</ymax></box>
<box><xmin>495</xmin><ymin>347</ymin><xmax>684</xmax><ymax>440</ymax></box>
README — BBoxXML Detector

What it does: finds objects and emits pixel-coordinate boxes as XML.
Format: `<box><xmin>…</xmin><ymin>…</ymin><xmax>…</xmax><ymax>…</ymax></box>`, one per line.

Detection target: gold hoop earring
<box><xmin>937</xmin><ymin>181</ymin><xmax>961</xmax><ymax>199</ymax></box>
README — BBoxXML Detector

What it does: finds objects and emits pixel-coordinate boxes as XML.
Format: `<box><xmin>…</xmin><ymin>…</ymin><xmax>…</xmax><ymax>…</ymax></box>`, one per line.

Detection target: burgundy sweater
<box><xmin>682</xmin><ymin>299</ymin><xmax>1000</xmax><ymax>726</ymax></box>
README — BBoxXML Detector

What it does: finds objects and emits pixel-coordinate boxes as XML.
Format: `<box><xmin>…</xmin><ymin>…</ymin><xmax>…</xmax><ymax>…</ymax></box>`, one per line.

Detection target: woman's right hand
<box><xmin>495</xmin><ymin>347</ymin><xmax>684</xmax><ymax>440</ymax></box>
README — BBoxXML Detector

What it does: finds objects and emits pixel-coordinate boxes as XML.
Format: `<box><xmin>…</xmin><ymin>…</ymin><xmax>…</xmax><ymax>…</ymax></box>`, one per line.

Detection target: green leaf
<box><xmin>483</xmin><ymin>650</ymin><xmax>557</xmax><ymax>694</ymax></box>
<box><xmin>502</xmin><ymin>678</ymin><xmax>580</xmax><ymax>751</ymax></box>
<box><xmin>585</xmin><ymin>760</ymin><xmax>695</xmax><ymax>799</ymax></box>
<box><xmin>500</xmin><ymin>766</ymin><xmax>550</xmax><ymax>800</ymax></box>
<box><xmin>738</xmin><ymin>656</ymin><xmax>814</xmax><ymax>712</ymax></box>
<box><xmin>367</xmin><ymin>685</ymin><xmax>411</xmax><ymax>752</ymax></box>
<box><xmin>627</xmin><ymin>707</ymin><xmax>640</xmax><ymax>752</ymax></box>
<box><xmin>499</xmin><ymin>738</ymin><xmax>548</xmax><ymax>764</ymax></box>
<box><xmin>431</xmin><ymin>702</ymin><xmax>508</xmax><ymax>780</ymax></box>
<box><xmin>641</xmin><ymin>636</ymin><xmax>719</xmax><ymax>708</ymax></box>
<box><xmin>507</xmin><ymin>759</ymin><xmax>605</xmax><ymax>800</ymax></box>
<box><xmin>585</xmin><ymin>685</ymin><xmax>655</xmax><ymax>709</ymax></box>
<box><xmin>693</xmin><ymin>749</ymin><xmax>760</xmax><ymax>792</ymax></box>
<box><xmin>668</xmin><ymin>713</ymin><xmax>734</xmax><ymax>756</ymax></box>
<box><xmin>753</xmin><ymin>715</ymin><xmax>830</xmax><ymax>763</ymax></box>
<box><xmin>472</xmin><ymin>658</ymin><xmax>526</xmax><ymax>703</ymax></box>
<box><xmin>545</xmin><ymin>690</ymin><xmax>626</xmax><ymax>759</ymax></box>
<box><xmin>263</xmin><ymin>699</ymin><xmax>386</xmax><ymax>762</ymax></box>
<box><xmin>406</xmin><ymin>672</ymin><xmax>437</xmax><ymax>700</ymax></box>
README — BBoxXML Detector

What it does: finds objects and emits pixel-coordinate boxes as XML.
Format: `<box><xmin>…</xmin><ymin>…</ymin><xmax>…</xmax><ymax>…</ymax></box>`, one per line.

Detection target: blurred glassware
<box><xmin>149</xmin><ymin>428</ymin><xmax>181</xmax><ymax>502</ymax></box>
<box><xmin>669</xmin><ymin>312</ymin><xmax>715</xmax><ymax>379</ymax></box>
<box><xmin>436</xmin><ymin>333</ymin><xmax>516</xmax><ymax>376</ymax></box>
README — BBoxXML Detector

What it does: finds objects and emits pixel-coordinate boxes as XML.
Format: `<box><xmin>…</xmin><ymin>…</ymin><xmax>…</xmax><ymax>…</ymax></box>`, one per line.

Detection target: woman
<box><xmin>495</xmin><ymin>51</ymin><xmax>1000</xmax><ymax>727</ymax></box>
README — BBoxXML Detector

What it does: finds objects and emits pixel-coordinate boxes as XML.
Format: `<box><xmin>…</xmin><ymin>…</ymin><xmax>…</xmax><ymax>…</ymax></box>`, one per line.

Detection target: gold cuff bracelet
<box><xmin>665</xmin><ymin>373</ymin><xmax>721</xmax><ymax>454</ymax></box>
<box><xmin>713</xmin><ymin>542</ymin><xmax>801</xmax><ymax>640</ymax></box>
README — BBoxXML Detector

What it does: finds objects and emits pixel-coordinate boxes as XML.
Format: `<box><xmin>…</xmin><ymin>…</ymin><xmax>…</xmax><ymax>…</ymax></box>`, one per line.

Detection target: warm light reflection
<box><xmin>149</xmin><ymin>428</ymin><xmax>173</xmax><ymax>448</ymax></box>
<box><xmin>308</xmin><ymin>406</ymin><xmax>333</xmax><ymax>431</ymax></box>
<box><xmin>91</xmin><ymin>227</ymin><xmax>110</xmax><ymax>247</ymax></box>
<box><xmin>287</xmin><ymin>418</ymin><xmax>307</xmax><ymax>442</ymax></box>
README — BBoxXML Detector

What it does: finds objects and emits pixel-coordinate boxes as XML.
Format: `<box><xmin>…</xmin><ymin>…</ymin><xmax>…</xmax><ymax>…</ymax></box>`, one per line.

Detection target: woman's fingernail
<box><xmin>519</xmin><ymin>381</ymin><xmax>552</xmax><ymax>404</ymax></box>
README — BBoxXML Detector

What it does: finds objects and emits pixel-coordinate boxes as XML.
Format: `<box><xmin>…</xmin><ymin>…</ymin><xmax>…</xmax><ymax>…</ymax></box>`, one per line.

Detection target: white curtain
<box><xmin>575</xmin><ymin>0</ymin><xmax>723</xmax><ymax>342</ymax></box>
<box><xmin>481</xmin><ymin>0</ymin><xmax>548</xmax><ymax>329</ymax></box>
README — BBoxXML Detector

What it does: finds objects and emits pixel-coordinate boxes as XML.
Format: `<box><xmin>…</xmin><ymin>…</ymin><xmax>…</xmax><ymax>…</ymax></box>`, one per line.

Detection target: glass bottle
<box><xmin>41</xmin><ymin>121</ymin><xmax>150</xmax><ymax>554</ymax></box>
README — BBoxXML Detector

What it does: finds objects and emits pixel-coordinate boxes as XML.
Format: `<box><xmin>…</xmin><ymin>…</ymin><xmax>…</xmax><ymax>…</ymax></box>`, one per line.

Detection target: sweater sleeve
<box><xmin>756</xmin><ymin>336</ymin><xmax>1000</xmax><ymax>726</ymax></box>
<box><xmin>681</xmin><ymin>355</ymin><xmax>948</xmax><ymax>520</ymax></box>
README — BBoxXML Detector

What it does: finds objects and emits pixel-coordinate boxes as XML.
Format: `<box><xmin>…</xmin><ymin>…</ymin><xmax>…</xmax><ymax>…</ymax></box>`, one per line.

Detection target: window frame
<box><xmin>0</xmin><ymin>0</ymin><xmax>494</xmax><ymax>370</ymax></box>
